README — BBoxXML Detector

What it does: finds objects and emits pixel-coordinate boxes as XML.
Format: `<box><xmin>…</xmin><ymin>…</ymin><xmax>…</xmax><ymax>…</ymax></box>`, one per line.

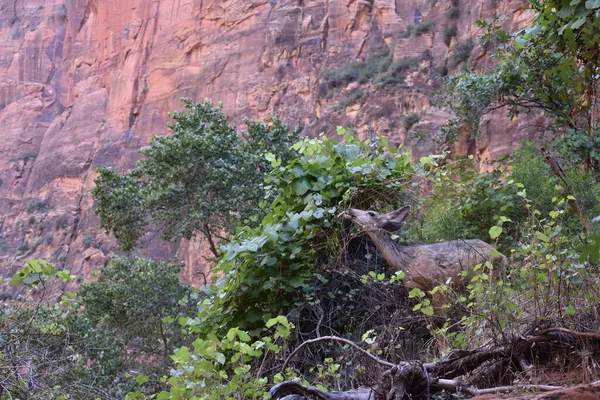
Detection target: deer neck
<box><xmin>365</xmin><ymin>229</ymin><xmax>414</xmax><ymax>273</ymax></box>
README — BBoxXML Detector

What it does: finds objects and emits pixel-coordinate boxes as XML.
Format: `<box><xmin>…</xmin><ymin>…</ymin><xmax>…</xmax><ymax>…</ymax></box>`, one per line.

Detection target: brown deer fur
<box><xmin>344</xmin><ymin>206</ymin><xmax>507</xmax><ymax>299</ymax></box>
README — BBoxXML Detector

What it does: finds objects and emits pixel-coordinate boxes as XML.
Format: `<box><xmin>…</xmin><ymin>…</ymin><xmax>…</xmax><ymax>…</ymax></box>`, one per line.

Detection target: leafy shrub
<box><xmin>556</xmin><ymin>128</ymin><xmax>600</xmax><ymax>170</ymax></box>
<box><xmin>375</xmin><ymin>57</ymin><xmax>421</xmax><ymax>87</ymax></box>
<box><xmin>449</xmin><ymin>39</ymin><xmax>473</xmax><ymax>67</ymax></box>
<box><xmin>9</xmin><ymin>152</ymin><xmax>37</xmax><ymax>162</ymax></box>
<box><xmin>445</xmin><ymin>6</ymin><xmax>460</xmax><ymax>19</ymax></box>
<box><xmin>57</xmin><ymin>251</ymin><xmax>68</xmax><ymax>263</ymax></box>
<box><xmin>26</xmin><ymin>198</ymin><xmax>48</xmax><ymax>213</ymax></box>
<box><xmin>335</xmin><ymin>89</ymin><xmax>365</xmax><ymax>110</ymax></box>
<box><xmin>403</xmin><ymin>112</ymin><xmax>421</xmax><ymax>131</ymax></box>
<box><xmin>320</xmin><ymin>47</ymin><xmax>392</xmax><ymax>87</ymax></box>
<box><xmin>443</xmin><ymin>24</ymin><xmax>458</xmax><ymax>46</ymax></box>
<box><xmin>0</xmin><ymin>238</ymin><xmax>9</xmax><ymax>254</ymax></box>
<box><xmin>399</xmin><ymin>21</ymin><xmax>436</xmax><ymax>38</ymax></box>
<box><xmin>421</xmin><ymin>157</ymin><xmax>523</xmax><ymax>248</ymax></box>
<box><xmin>82</xmin><ymin>234</ymin><xmax>99</xmax><ymax>249</ymax></box>
<box><xmin>54</xmin><ymin>214</ymin><xmax>70</xmax><ymax>230</ymax></box>
<box><xmin>4</xmin><ymin>261</ymin><xmax>136</xmax><ymax>399</ymax></box>
<box><xmin>321</xmin><ymin>45</ymin><xmax>425</xmax><ymax>90</ymax></box>
<box><xmin>31</xmin><ymin>236</ymin><xmax>44</xmax><ymax>251</ymax></box>
<box><xmin>79</xmin><ymin>257</ymin><xmax>194</xmax><ymax>359</ymax></box>
<box><xmin>190</xmin><ymin>130</ymin><xmax>415</xmax><ymax>336</ymax></box>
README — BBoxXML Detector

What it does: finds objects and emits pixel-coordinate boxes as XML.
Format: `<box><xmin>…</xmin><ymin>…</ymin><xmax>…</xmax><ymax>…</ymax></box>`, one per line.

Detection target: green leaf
<box><xmin>135</xmin><ymin>374</ymin><xmax>149</xmax><ymax>385</ymax></box>
<box><xmin>214</xmin><ymin>352</ymin><xmax>226</xmax><ymax>364</ymax></box>
<box><xmin>585</xmin><ymin>0</ymin><xmax>600</xmax><ymax>8</ymax></box>
<box><xmin>292</xmin><ymin>178</ymin><xmax>311</xmax><ymax>195</ymax></box>
<box><xmin>237</xmin><ymin>330</ymin><xmax>252</xmax><ymax>342</ymax></box>
<box><xmin>556</xmin><ymin>7</ymin><xmax>574</xmax><ymax>17</ymax></box>
<box><xmin>261</xmin><ymin>256</ymin><xmax>278</xmax><ymax>266</ymax></box>
<box><xmin>171</xmin><ymin>346</ymin><xmax>191</xmax><ymax>363</ymax></box>
<box><xmin>11</xmin><ymin>271</ymin><xmax>26</xmax><ymax>285</ymax></box>
<box><xmin>489</xmin><ymin>226</ymin><xmax>502</xmax><ymax>239</ymax></box>
<box><xmin>226</xmin><ymin>328</ymin><xmax>237</xmax><ymax>341</ymax></box>
<box><xmin>571</xmin><ymin>16</ymin><xmax>587</xmax><ymax>29</ymax></box>
<box><xmin>535</xmin><ymin>232</ymin><xmax>550</xmax><ymax>243</ymax></box>
<box><xmin>23</xmin><ymin>273</ymin><xmax>41</xmax><ymax>285</ymax></box>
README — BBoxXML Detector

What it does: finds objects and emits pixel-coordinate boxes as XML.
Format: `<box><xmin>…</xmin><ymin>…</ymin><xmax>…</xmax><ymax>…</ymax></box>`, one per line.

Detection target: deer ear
<box><xmin>383</xmin><ymin>206</ymin><xmax>410</xmax><ymax>231</ymax></box>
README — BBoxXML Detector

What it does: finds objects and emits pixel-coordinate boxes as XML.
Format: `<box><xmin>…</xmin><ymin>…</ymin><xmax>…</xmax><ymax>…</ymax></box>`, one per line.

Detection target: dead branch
<box><xmin>269</xmin><ymin>381</ymin><xmax>374</xmax><ymax>400</ymax></box>
<box><xmin>274</xmin><ymin>327</ymin><xmax>600</xmax><ymax>399</ymax></box>
<box><xmin>281</xmin><ymin>335</ymin><xmax>397</xmax><ymax>373</ymax></box>
<box><xmin>537</xmin><ymin>327</ymin><xmax>600</xmax><ymax>340</ymax></box>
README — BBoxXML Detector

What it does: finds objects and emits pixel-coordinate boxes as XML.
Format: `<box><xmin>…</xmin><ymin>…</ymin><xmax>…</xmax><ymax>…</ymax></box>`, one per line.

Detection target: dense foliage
<box><xmin>1</xmin><ymin>258</ymin><xmax>193</xmax><ymax>399</ymax></box>
<box><xmin>92</xmin><ymin>99</ymin><xmax>299</xmax><ymax>256</ymax></box>
<box><xmin>195</xmin><ymin>130</ymin><xmax>416</xmax><ymax>335</ymax></box>
<box><xmin>4</xmin><ymin>1</ymin><xmax>600</xmax><ymax>398</ymax></box>
<box><xmin>435</xmin><ymin>0</ymin><xmax>600</xmax><ymax>143</ymax></box>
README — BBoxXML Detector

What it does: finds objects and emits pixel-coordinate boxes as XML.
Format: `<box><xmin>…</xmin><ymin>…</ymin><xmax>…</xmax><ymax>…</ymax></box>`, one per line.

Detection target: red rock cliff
<box><xmin>0</xmin><ymin>0</ymin><xmax>541</xmax><ymax>283</ymax></box>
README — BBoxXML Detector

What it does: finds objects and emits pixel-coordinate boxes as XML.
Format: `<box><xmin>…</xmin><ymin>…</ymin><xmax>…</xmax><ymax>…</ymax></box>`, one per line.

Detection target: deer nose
<box><xmin>344</xmin><ymin>210</ymin><xmax>354</xmax><ymax>219</ymax></box>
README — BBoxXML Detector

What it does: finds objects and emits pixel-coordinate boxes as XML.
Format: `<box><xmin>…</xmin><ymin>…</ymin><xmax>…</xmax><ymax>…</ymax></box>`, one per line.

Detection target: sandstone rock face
<box><xmin>0</xmin><ymin>0</ymin><xmax>540</xmax><ymax>283</ymax></box>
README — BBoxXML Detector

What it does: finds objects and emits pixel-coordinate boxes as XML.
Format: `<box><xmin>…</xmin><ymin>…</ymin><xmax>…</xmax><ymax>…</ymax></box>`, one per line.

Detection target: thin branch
<box><xmin>281</xmin><ymin>335</ymin><xmax>397</xmax><ymax>373</ymax></box>
<box><xmin>538</xmin><ymin>327</ymin><xmax>600</xmax><ymax>340</ymax></box>
<box><xmin>434</xmin><ymin>379</ymin><xmax>563</xmax><ymax>396</ymax></box>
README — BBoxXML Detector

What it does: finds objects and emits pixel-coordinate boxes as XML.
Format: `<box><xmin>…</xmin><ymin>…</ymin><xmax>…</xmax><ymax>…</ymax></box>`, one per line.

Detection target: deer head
<box><xmin>344</xmin><ymin>206</ymin><xmax>411</xmax><ymax>232</ymax></box>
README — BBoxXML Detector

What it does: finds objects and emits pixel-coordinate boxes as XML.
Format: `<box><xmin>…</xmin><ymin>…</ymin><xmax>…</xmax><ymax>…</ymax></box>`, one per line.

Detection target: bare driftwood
<box><xmin>271</xmin><ymin>328</ymin><xmax>600</xmax><ymax>400</ymax></box>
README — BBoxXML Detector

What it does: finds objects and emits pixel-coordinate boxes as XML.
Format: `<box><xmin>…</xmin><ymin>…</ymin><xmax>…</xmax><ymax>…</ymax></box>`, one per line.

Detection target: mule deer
<box><xmin>344</xmin><ymin>206</ymin><xmax>507</xmax><ymax>330</ymax></box>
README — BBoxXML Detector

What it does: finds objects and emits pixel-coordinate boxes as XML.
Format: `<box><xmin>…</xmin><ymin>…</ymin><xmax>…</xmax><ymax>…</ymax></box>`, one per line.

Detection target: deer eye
<box><xmin>367</xmin><ymin>211</ymin><xmax>375</xmax><ymax>217</ymax></box>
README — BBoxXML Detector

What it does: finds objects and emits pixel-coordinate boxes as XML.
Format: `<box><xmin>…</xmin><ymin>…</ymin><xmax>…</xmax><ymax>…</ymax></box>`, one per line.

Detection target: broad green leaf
<box><xmin>571</xmin><ymin>16</ymin><xmax>587</xmax><ymax>28</ymax></box>
<box><xmin>171</xmin><ymin>346</ymin><xmax>191</xmax><ymax>363</ymax></box>
<box><xmin>237</xmin><ymin>330</ymin><xmax>252</xmax><ymax>342</ymax></box>
<box><xmin>214</xmin><ymin>352</ymin><xmax>226</xmax><ymax>364</ymax></box>
<box><xmin>135</xmin><ymin>374</ymin><xmax>149</xmax><ymax>385</ymax></box>
<box><xmin>489</xmin><ymin>226</ymin><xmax>502</xmax><ymax>239</ymax></box>
<box><xmin>11</xmin><ymin>271</ymin><xmax>26</xmax><ymax>285</ymax></box>
<box><xmin>556</xmin><ymin>7</ymin><xmax>574</xmax><ymax>17</ymax></box>
<box><xmin>535</xmin><ymin>232</ymin><xmax>550</xmax><ymax>243</ymax></box>
<box><xmin>585</xmin><ymin>0</ymin><xmax>600</xmax><ymax>8</ymax></box>
<box><xmin>292</xmin><ymin>178</ymin><xmax>310</xmax><ymax>195</ymax></box>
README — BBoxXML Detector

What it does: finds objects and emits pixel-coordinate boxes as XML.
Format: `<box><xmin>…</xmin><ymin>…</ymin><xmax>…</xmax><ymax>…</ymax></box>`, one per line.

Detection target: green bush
<box><xmin>374</xmin><ymin>56</ymin><xmax>422</xmax><ymax>87</ymax></box>
<box><xmin>80</xmin><ymin>257</ymin><xmax>193</xmax><ymax>354</ymax></box>
<box><xmin>399</xmin><ymin>21</ymin><xmax>436</xmax><ymax>38</ymax></box>
<box><xmin>449</xmin><ymin>39</ymin><xmax>473</xmax><ymax>67</ymax></box>
<box><xmin>403</xmin><ymin>112</ymin><xmax>421</xmax><ymax>131</ymax></box>
<box><xmin>9</xmin><ymin>152</ymin><xmax>37</xmax><ymax>162</ymax></box>
<box><xmin>445</xmin><ymin>6</ymin><xmax>460</xmax><ymax>19</ymax></box>
<box><xmin>320</xmin><ymin>47</ymin><xmax>392</xmax><ymax>87</ymax></box>
<box><xmin>321</xmin><ymin>45</ymin><xmax>425</xmax><ymax>90</ymax></box>
<box><xmin>26</xmin><ymin>198</ymin><xmax>48</xmax><ymax>213</ymax></box>
<box><xmin>54</xmin><ymin>214</ymin><xmax>70</xmax><ymax>230</ymax></box>
<box><xmin>443</xmin><ymin>24</ymin><xmax>458</xmax><ymax>46</ymax></box>
<box><xmin>335</xmin><ymin>89</ymin><xmax>365</xmax><ymax>110</ymax></box>
<box><xmin>189</xmin><ymin>130</ymin><xmax>415</xmax><ymax>336</ymax></box>
<box><xmin>82</xmin><ymin>234</ymin><xmax>99</xmax><ymax>249</ymax></box>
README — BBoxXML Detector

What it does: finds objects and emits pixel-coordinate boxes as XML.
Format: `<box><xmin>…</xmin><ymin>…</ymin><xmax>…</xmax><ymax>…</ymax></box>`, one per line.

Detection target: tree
<box><xmin>79</xmin><ymin>256</ymin><xmax>193</xmax><ymax>358</ymax></box>
<box><xmin>92</xmin><ymin>99</ymin><xmax>299</xmax><ymax>256</ymax></box>
<box><xmin>436</xmin><ymin>0</ymin><xmax>600</xmax><ymax>147</ymax></box>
